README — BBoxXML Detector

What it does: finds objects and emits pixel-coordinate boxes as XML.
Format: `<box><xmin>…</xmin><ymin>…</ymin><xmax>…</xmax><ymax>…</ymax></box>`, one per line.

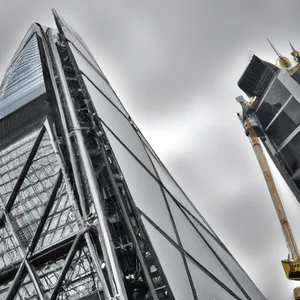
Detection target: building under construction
<box><xmin>0</xmin><ymin>10</ymin><xmax>267</xmax><ymax>300</ymax></box>
<box><xmin>237</xmin><ymin>41</ymin><xmax>300</xmax><ymax>300</ymax></box>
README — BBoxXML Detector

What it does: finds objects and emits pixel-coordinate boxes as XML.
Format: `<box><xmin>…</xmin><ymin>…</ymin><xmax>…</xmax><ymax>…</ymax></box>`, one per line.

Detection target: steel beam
<box><xmin>45</xmin><ymin>121</ymin><xmax>113</xmax><ymax>300</ymax></box>
<box><xmin>100</xmin><ymin>144</ymin><xmax>158</xmax><ymax>300</ymax></box>
<box><xmin>4</xmin><ymin>260</ymin><xmax>26</xmax><ymax>300</ymax></box>
<box><xmin>27</xmin><ymin>171</ymin><xmax>63</xmax><ymax>255</ymax></box>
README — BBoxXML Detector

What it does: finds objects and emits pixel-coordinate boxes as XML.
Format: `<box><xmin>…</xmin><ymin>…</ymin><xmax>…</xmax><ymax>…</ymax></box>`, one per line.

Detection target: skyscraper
<box><xmin>0</xmin><ymin>10</ymin><xmax>267</xmax><ymax>300</ymax></box>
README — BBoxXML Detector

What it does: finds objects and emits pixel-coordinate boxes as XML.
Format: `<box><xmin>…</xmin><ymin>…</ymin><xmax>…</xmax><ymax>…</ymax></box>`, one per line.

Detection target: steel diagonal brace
<box><xmin>49</xmin><ymin>227</ymin><xmax>90</xmax><ymax>300</ymax></box>
<box><xmin>2</xmin><ymin>210</ymin><xmax>45</xmax><ymax>300</ymax></box>
<box><xmin>45</xmin><ymin>119</ymin><xmax>113</xmax><ymax>299</ymax></box>
<box><xmin>5</xmin><ymin>126</ymin><xmax>46</xmax><ymax>213</ymax></box>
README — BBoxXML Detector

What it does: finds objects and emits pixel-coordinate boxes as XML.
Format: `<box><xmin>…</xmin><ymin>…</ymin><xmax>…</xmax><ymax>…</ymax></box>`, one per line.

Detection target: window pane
<box><xmin>267</xmin><ymin>98</ymin><xmax>300</xmax><ymax>147</ymax></box>
<box><xmin>280</xmin><ymin>131</ymin><xmax>300</xmax><ymax>173</ymax></box>
<box><xmin>256</xmin><ymin>79</ymin><xmax>291</xmax><ymax>128</ymax></box>
<box><xmin>141</xmin><ymin>216</ymin><xmax>194</xmax><ymax>299</ymax></box>
<box><xmin>168</xmin><ymin>197</ymin><xmax>246</xmax><ymax>299</ymax></box>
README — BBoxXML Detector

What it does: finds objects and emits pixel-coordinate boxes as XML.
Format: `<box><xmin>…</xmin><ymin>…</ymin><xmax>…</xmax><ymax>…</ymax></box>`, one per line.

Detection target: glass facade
<box><xmin>0</xmin><ymin>10</ymin><xmax>267</xmax><ymax>300</ymax></box>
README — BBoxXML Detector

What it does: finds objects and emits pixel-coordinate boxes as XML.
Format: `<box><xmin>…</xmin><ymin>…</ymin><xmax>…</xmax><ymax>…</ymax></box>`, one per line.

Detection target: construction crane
<box><xmin>236</xmin><ymin>96</ymin><xmax>300</xmax><ymax>299</ymax></box>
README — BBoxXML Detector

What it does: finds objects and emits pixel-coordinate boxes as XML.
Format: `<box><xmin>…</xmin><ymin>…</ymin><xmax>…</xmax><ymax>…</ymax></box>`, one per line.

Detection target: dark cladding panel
<box><xmin>266</xmin><ymin>97</ymin><xmax>300</xmax><ymax>147</ymax></box>
<box><xmin>0</xmin><ymin>34</ymin><xmax>45</xmax><ymax>120</ymax></box>
<box><xmin>280</xmin><ymin>132</ymin><xmax>300</xmax><ymax>172</ymax></box>
<box><xmin>256</xmin><ymin>78</ymin><xmax>291</xmax><ymax>129</ymax></box>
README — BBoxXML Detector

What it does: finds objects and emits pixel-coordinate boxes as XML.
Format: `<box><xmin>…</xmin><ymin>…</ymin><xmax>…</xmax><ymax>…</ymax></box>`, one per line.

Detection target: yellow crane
<box><xmin>237</xmin><ymin>96</ymin><xmax>300</xmax><ymax>299</ymax></box>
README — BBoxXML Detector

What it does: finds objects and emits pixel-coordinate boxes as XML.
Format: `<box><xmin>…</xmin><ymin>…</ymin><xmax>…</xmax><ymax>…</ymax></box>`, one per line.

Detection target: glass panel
<box><xmin>280</xmin><ymin>131</ymin><xmax>300</xmax><ymax>174</ymax></box>
<box><xmin>9</xmin><ymin>131</ymin><xmax>61</xmax><ymax>249</ymax></box>
<box><xmin>168</xmin><ymin>197</ymin><xmax>246</xmax><ymax>299</ymax></box>
<box><xmin>60</xmin><ymin>246</ymin><xmax>101</xmax><ymax>300</ymax></box>
<box><xmin>145</xmin><ymin>148</ymin><xmax>215</xmax><ymax>235</ymax></box>
<box><xmin>0</xmin><ymin>129</ymin><xmax>40</xmax><ymax>206</ymax></box>
<box><xmin>141</xmin><ymin>216</ymin><xmax>194</xmax><ymax>299</ymax></box>
<box><xmin>55</xmin><ymin>13</ymin><xmax>104</xmax><ymax>77</ymax></box>
<box><xmin>74</xmin><ymin>45</ymin><xmax>128</xmax><ymax>115</ymax></box>
<box><xmin>267</xmin><ymin>97</ymin><xmax>300</xmax><ymax>147</ymax></box>
<box><xmin>256</xmin><ymin>79</ymin><xmax>291</xmax><ymax>128</ymax></box>
<box><xmin>0</xmin><ymin>34</ymin><xmax>45</xmax><ymax>119</ymax></box>
<box><xmin>187</xmin><ymin>259</ymin><xmax>238</xmax><ymax>300</ymax></box>
<box><xmin>34</xmin><ymin>179</ymin><xmax>80</xmax><ymax>253</ymax></box>
<box><xmin>0</xmin><ymin>224</ymin><xmax>22</xmax><ymax>272</ymax></box>
<box><xmin>37</xmin><ymin>246</ymin><xmax>101</xmax><ymax>300</ymax></box>
<box><xmin>105</xmin><ymin>130</ymin><xmax>177</xmax><ymax>241</ymax></box>
<box><xmin>186</xmin><ymin>213</ymin><xmax>267</xmax><ymax>299</ymax></box>
<box><xmin>0</xmin><ymin>279</ymin><xmax>11</xmax><ymax>300</ymax></box>
<box><xmin>13</xmin><ymin>273</ymin><xmax>38</xmax><ymax>300</ymax></box>
<box><xmin>37</xmin><ymin>258</ymin><xmax>63</xmax><ymax>299</ymax></box>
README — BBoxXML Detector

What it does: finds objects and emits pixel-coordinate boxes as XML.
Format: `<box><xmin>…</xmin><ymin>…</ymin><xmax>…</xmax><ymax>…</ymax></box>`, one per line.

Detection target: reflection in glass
<box><xmin>34</xmin><ymin>180</ymin><xmax>79</xmax><ymax>253</ymax></box>
<box><xmin>168</xmin><ymin>196</ymin><xmax>246</xmax><ymax>299</ymax></box>
<box><xmin>104</xmin><ymin>130</ymin><xmax>177</xmax><ymax>241</ymax></box>
<box><xmin>0</xmin><ymin>129</ymin><xmax>40</xmax><ymax>206</ymax></box>
<box><xmin>141</xmin><ymin>216</ymin><xmax>194</xmax><ymax>299</ymax></box>
<box><xmin>256</xmin><ymin>79</ymin><xmax>291</xmax><ymax>128</ymax></box>
<box><xmin>187</xmin><ymin>259</ymin><xmax>237</xmax><ymax>300</ymax></box>
<box><xmin>267</xmin><ymin>98</ymin><xmax>300</xmax><ymax>147</ymax></box>
<box><xmin>0</xmin><ymin>34</ymin><xmax>45</xmax><ymax>119</ymax></box>
<box><xmin>9</xmin><ymin>131</ymin><xmax>60</xmax><ymax>249</ymax></box>
<box><xmin>280</xmin><ymin>131</ymin><xmax>300</xmax><ymax>174</ymax></box>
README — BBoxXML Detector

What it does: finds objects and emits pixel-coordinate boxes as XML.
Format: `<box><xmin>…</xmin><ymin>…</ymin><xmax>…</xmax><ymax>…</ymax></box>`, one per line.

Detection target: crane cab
<box><xmin>282</xmin><ymin>260</ymin><xmax>300</xmax><ymax>280</ymax></box>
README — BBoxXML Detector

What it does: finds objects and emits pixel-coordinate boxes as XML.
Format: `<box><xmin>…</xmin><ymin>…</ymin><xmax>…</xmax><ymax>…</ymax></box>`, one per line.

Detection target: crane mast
<box><xmin>244</xmin><ymin>116</ymin><xmax>300</xmax><ymax>262</ymax></box>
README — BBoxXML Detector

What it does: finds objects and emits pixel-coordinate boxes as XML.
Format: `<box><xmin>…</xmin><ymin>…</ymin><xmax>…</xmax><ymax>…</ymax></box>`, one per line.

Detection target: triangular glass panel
<box><xmin>9</xmin><ymin>130</ymin><xmax>61</xmax><ymax>249</ymax></box>
<box><xmin>34</xmin><ymin>178</ymin><xmax>80</xmax><ymax>253</ymax></box>
<box><xmin>0</xmin><ymin>129</ymin><xmax>41</xmax><ymax>206</ymax></box>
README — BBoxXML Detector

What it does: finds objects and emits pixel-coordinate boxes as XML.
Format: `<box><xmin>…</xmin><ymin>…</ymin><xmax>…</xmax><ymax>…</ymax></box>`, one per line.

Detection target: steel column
<box><xmin>50</xmin><ymin>36</ymin><xmax>127</xmax><ymax>300</ymax></box>
<box><xmin>100</xmin><ymin>144</ymin><xmax>158</xmax><ymax>300</ymax></box>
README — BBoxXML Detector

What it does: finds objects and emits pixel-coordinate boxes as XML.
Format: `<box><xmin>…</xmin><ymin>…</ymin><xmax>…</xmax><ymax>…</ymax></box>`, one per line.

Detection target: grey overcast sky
<box><xmin>2</xmin><ymin>1</ymin><xmax>300</xmax><ymax>299</ymax></box>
